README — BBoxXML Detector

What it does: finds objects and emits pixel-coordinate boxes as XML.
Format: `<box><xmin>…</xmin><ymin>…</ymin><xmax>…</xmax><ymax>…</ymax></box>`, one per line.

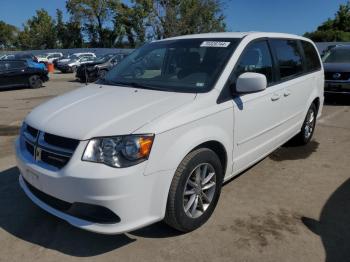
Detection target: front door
<box><xmin>231</xmin><ymin>40</ymin><xmax>285</xmax><ymax>173</ymax></box>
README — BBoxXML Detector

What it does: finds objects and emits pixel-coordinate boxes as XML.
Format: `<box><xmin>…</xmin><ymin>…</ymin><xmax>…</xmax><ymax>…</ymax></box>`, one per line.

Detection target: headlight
<box><xmin>82</xmin><ymin>134</ymin><xmax>154</xmax><ymax>168</ymax></box>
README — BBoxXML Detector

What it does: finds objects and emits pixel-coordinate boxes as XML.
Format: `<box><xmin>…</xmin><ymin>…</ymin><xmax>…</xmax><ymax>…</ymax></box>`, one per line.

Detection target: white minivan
<box><xmin>15</xmin><ymin>32</ymin><xmax>324</xmax><ymax>234</ymax></box>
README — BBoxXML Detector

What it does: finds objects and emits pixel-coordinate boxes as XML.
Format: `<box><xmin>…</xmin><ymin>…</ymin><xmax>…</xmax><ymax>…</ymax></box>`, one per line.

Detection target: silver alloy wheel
<box><xmin>183</xmin><ymin>163</ymin><xmax>216</xmax><ymax>218</ymax></box>
<box><xmin>304</xmin><ymin>109</ymin><xmax>315</xmax><ymax>139</ymax></box>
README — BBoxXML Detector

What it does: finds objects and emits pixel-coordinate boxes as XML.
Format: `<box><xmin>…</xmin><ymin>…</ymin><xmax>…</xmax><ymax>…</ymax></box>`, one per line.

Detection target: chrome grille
<box><xmin>21</xmin><ymin>123</ymin><xmax>79</xmax><ymax>170</ymax></box>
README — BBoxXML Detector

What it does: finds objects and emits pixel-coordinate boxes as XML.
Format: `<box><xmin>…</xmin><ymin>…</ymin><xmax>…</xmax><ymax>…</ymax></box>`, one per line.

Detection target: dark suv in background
<box><xmin>323</xmin><ymin>45</ymin><xmax>350</xmax><ymax>95</ymax></box>
<box><xmin>0</xmin><ymin>60</ymin><xmax>48</xmax><ymax>89</ymax></box>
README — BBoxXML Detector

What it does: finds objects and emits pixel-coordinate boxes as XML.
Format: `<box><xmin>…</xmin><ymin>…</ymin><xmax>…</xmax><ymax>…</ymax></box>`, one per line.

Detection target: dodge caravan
<box><xmin>15</xmin><ymin>32</ymin><xmax>324</xmax><ymax>234</ymax></box>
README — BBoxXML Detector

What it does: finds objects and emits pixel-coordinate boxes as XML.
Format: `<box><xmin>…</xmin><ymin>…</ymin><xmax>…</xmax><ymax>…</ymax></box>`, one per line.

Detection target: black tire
<box><xmin>28</xmin><ymin>75</ymin><xmax>43</xmax><ymax>89</ymax></box>
<box><xmin>165</xmin><ymin>148</ymin><xmax>223</xmax><ymax>232</ymax></box>
<box><xmin>294</xmin><ymin>103</ymin><xmax>317</xmax><ymax>145</ymax></box>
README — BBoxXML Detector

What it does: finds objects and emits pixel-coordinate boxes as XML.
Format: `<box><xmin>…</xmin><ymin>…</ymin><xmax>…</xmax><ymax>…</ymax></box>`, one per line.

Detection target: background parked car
<box><xmin>13</xmin><ymin>53</ymin><xmax>39</xmax><ymax>63</ymax></box>
<box><xmin>76</xmin><ymin>53</ymin><xmax>128</xmax><ymax>82</ymax></box>
<box><xmin>323</xmin><ymin>45</ymin><xmax>350</xmax><ymax>95</ymax></box>
<box><xmin>0</xmin><ymin>60</ymin><xmax>49</xmax><ymax>89</ymax></box>
<box><xmin>54</xmin><ymin>52</ymin><xmax>94</xmax><ymax>68</ymax></box>
<box><xmin>56</xmin><ymin>55</ymin><xmax>97</xmax><ymax>73</ymax></box>
<box><xmin>37</xmin><ymin>52</ymin><xmax>63</xmax><ymax>64</ymax></box>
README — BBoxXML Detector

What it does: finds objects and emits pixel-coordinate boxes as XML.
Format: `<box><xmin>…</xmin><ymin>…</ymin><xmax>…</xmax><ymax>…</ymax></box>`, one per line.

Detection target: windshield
<box><xmin>80</xmin><ymin>56</ymin><xmax>94</xmax><ymax>62</ymax></box>
<box><xmin>61</xmin><ymin>54</ymin><xmax>71</xmax><ymax>59</ymax></box>
<box><xmin>323</xmin><ymin>48</ymin><xmax>350</xmax><ymax>63</ymax></box>
<box><xmin>70</xmin><ymin>55</ymin><xmax>79</xmax><ymax>60</ymax></box>
<box><xmin>99</xmin><ymin>38</ymin><xmax>240</xmax><ymax>93</ymax></box>
<box><xmin>95</xmin><ymin>54</ymin><xmax>114</xmax><ymax>63</ymax></box>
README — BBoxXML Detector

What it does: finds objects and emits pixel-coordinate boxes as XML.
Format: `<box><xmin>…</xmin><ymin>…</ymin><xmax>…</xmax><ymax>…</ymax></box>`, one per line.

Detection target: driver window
<box><xmin>235</xmin><ymin>40</ymin><xmax>274</xmax><ymax>84</ymax></box>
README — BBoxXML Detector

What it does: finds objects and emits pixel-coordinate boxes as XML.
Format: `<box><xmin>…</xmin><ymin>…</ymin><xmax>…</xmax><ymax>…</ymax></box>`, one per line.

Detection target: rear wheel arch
<box><xmin>312</xmin><ymin>97</ymin><xmax>320</xmax><ymax>114</ymax></box>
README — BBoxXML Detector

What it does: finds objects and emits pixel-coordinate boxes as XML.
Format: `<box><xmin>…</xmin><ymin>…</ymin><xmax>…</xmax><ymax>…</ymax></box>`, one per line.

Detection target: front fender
<box><xmin>144</xmin><ymin>108</ymin><xmax>234</xmax><ymax>177</ymax></box>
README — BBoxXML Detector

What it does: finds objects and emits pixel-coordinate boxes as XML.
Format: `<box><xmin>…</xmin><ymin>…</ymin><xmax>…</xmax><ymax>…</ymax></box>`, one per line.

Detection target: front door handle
<box><xmin>271</xmin><ymin>93</ymin><xmax>280</xmax><ymax>101</ymax></box>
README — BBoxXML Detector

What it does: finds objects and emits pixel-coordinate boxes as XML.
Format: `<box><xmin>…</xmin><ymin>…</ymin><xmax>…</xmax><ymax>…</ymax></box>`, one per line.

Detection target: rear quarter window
<box><xmin>301</xmin><ymin>41</ymin><xmax>321</xmax><ymax>72</ymax></box>
<box><xmin>271</xmin><ymin>39</ymin><xmax>304</xmax><ymax>80</ymax></box>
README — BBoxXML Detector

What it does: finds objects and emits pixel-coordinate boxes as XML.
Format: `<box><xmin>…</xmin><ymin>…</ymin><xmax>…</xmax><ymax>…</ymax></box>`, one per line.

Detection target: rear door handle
<box><xmin>271</xmin><ymin>93</ymin><xmax>280</xmax><ymax>101</ymax></box>
<box><xmin>284</xmin><ymin>89</ymin><xmax>291</xmax><ymax>97</ymax></box>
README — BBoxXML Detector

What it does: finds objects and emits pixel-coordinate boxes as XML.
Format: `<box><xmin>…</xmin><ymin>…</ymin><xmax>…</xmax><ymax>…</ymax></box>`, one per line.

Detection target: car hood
<box><xmin>25</xmin><ymin>84</ymin><xmax>196</xmax><ymax>140</ymax></box>
<box><xmin>323</xmin><ymin>63</ymin><xmax>350</xmax><ymax>72</ymax></box>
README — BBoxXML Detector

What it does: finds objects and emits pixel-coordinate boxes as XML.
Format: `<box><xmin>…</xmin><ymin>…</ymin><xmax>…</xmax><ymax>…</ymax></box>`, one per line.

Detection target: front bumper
<box><xmin>325</xmin><ymin>80</ymin><xmax>350</xmax><ymax>94</ymax></box>
<box><xmin>15</xmin><ymin>138</ymin><xmax>173</xmax><ymax>234</ymax></box>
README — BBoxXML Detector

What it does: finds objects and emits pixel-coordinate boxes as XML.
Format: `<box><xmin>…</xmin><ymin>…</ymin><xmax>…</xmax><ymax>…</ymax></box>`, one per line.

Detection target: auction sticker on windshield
<box><xmin>200</xmin><ymin>41</ymin><xmax>230</xmax><ymax>48</ymax></box>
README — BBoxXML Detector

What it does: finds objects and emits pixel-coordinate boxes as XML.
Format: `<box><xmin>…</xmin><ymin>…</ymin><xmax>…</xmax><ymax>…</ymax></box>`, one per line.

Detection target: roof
<box><xmin>158</xmin><ymin>32</ymin><xmax>309</xmax><ymax>42</ymax></box>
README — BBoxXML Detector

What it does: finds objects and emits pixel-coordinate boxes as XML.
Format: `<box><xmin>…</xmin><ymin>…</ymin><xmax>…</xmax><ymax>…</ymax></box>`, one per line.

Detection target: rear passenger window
<box><xmin>271</xmin><ymin>39</ymin><xmax>303</xmax><ymax>79</ymax></box>
<box><xmin>301</xmin><ymin>41</ymin><xmax>321</xmax><ymax>72</ymax></box>
<box><xmin>235</xmin><ymin>40</ymin><xmax>274</xmax><ymax>84</ymax></box>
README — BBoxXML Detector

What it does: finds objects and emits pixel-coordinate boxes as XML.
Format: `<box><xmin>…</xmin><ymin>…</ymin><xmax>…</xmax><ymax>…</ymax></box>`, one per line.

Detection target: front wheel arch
<box><xmin>193</xmin><ymin>141</ymin><xmax>228</xmax><ymax>177</ymax></box>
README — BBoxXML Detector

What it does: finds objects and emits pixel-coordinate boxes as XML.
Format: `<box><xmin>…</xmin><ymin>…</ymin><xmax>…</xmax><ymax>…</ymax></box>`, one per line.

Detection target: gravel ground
<box><xmin>0</xmin><ymin>73</ymin><xmax>349</xmax><ymax>262</ymax></box>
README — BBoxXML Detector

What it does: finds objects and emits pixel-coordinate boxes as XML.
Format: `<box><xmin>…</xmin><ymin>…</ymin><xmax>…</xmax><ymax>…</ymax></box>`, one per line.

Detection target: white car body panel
<box><xmin>15</xmin><ymin>32</ymin><xmax>324</xmax><ymax>234</ymax></box>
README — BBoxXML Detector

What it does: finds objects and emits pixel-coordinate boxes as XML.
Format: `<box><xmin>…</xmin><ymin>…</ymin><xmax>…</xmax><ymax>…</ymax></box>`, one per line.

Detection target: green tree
<box><xmin>66</xmin><ymin>0</ymin><xmax>119</xmax><ymax>47</ymax></box>
<box><xmin>64</xmin><ymin>21</ymin><xmax>84</xmax><ymax>48</ymax></box>
<box><xmin>56</xmin><ymin>9</ymin><xmax>84</xmax><ymax>48</ymax></box>
<box><xmin>304</xmin><ymin>1</ymin><xmax>350</xmax><ymax>41</ymax></box>
<box><xmin>151</xmin><ymin>0</ymin><xmax>226</xmax><ymax>39</ymax></box>
<box><xmin>17</xmin><ymin>9</ymin><xmax>57</xmax><ymax>49</ymax></box>
<box><xmin>113</xmin><ymin>0</ymin><xmax>153</xmax><ymax>47</ymax></box>
<box><xmin>113</xmin><ymin>0</ymin><xmax>226</xmax><ymax>47</ymax></box>
<box><xmin>0</xmin><ymin>21</ymin><xmax>18</xmax><ymax>49</ymax></box>
<box><xmin>56</xmin><ymin>9</ymin><xmax>65</xmax><ymax>48</ymax></box>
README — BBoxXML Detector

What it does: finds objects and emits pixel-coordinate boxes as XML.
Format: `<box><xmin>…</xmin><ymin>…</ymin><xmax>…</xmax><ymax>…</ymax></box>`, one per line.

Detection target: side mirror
<box><xmin>236</xmin><ymin>72</ymin><xmax>267</xmax><ymax>93</ymax></box>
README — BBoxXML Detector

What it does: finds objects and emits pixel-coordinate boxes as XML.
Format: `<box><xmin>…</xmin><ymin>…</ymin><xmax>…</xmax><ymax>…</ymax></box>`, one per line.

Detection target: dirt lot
<box><xmin>0</xmin><ymin>73</ymin><xmax>349</xmax><ymax>262</ymax></box>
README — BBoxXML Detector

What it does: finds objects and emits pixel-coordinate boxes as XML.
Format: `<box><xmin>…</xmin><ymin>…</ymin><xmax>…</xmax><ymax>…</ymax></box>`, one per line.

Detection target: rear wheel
<box><xmin>294</xmin><ymin>103</ymin><xmax>317</xmax><ymax>145</ymax></box>
<box><xmin>165</xmin><ymin>148</ymin><xmax>223</xmax><ymax>232</ymax></box>
<box><xmin>28</xmin><ymin>75</ymin><xmax>42</xmax><ymax>89</ymax></box>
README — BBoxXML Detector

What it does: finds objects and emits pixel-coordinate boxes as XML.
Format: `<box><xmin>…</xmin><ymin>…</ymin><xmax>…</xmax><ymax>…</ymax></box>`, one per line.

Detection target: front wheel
<box><xmin>165</xmin><ymin>148</ymin><xmax>223</xmax><ymax>232</ymax></box>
